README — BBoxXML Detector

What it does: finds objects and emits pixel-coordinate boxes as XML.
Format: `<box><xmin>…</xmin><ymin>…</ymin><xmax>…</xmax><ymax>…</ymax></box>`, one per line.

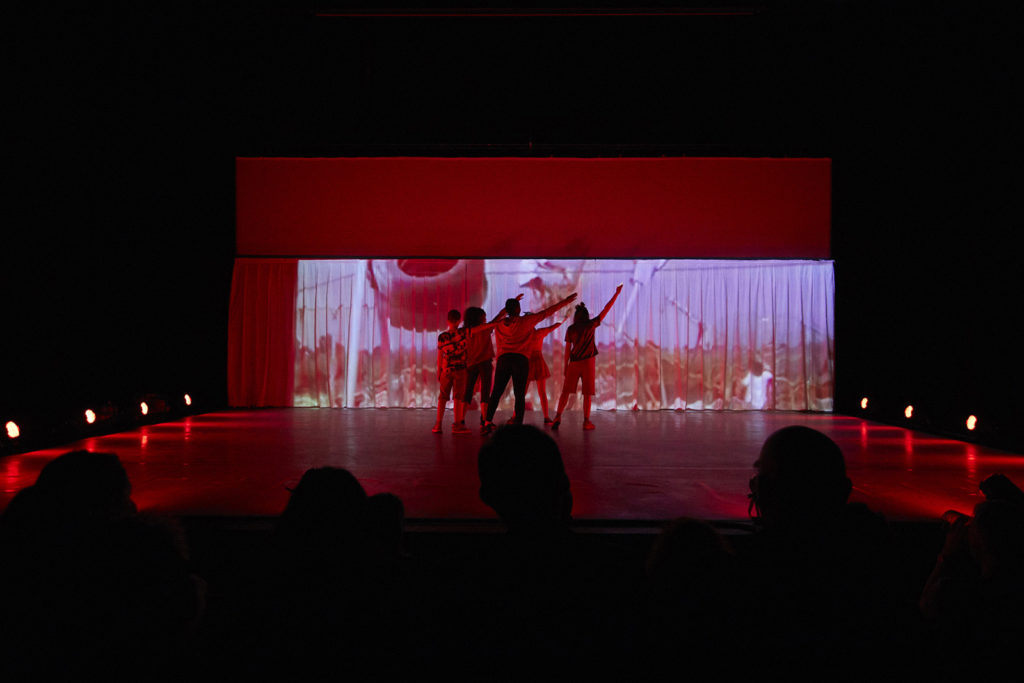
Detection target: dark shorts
<box><xmin>563</xmin><ymin>356</ymin><xmax>596</xmax><ymax>396</ymax></box>
<box><xmin>439</xmin><ymin>369</ymin><xmax>467</xmax><ymax>402</ymax></box>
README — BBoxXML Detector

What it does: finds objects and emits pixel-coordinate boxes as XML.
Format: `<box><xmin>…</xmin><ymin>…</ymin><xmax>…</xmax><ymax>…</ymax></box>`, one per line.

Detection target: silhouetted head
<box><xmin>447</xmin><ymin>309</ymin><xmax>461</xmax><ymax>327</ymax></box>
<box><xmin>281</xmin><ymin>467</ymin><xmax>368</xmax><ymax>538</ymax></box>
<box><xmin>505</xmin><ymin>298</ymin><xmax>521</xmax><ymax>317</ymax></box>
<box><xmin>749</xmin><ymin>426</ymin><xmax>851</xmax><ymax>530</ymax></box>
<box><xmin>464</xmin><ymin>306</ymin><xmax>486</xmax><ymax>328</ymax></box>
<box><xmin>478</xmin><ymin>425</ymin><xmax>572</xmax><ymax>531</ymax></box>
<box><xmin>970</xmin><ymin>499</ymin><xmax>1024</xmax><ymax>576</ymax></box>
<box><xmin>34</xmin><ymin>450</ymin><xmax>136</xmax><ymax>521</ymax></box>
<box><xmin>573</xmin><ymin>303</ymin><xmax>590</xmax><ymax>325</ymax></box>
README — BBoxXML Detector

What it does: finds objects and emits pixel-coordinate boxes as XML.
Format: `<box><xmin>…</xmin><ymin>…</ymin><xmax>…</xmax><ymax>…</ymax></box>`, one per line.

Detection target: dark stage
<box><xmin>4</xmin><ymin>409</ymin><xmax>1020</xmax><ymax>525</ymax></box>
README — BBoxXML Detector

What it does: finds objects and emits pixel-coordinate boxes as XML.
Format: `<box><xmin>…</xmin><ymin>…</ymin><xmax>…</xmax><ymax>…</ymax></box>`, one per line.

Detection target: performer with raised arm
<box><xmin>461</xmin><ymin>304</ymin><xmax>512</xmax><ymax>428</ymax></box>
<box><xmin>482</xmin><ymin>291</ymin><xmax>578</xmax><ymax>433</ymax></box>
<box><xmin>435</xmin><ymin>304</ymin><xmax>512</xmax><ymax>434</ymax></box>
<box><xmin>551</xmin><ymin>284</ymin><xmax>623</xmax><ymax>431</ymax></box>
<box><xmin>523</xmin><ymin>320</ymin><xmax>563</xmax><ymax>425</ymax></box>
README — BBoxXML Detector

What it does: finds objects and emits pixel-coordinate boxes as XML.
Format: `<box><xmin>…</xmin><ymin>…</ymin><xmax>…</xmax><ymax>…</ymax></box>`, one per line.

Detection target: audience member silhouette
<box><xmin>919</xmin><ymin>474</ymin><xmax>1024</xmax><ymax>675</ymax></box>
<box><xmin>747</xmin><ymin>425</ymin><xmax>852</xmax><ymax>535</ymax></box>
<box><xmin>741</xmin><ymin>426</ymin><xmax>904</xmax><ymax>674</ymax></box>
<box><xmin>12</xmin><ymin>432</ymin><xmax>1014</xmax><ymax>680</ymax></box>
<box><xmin>637</xmin><ymin>517</ymin><xmax>742</xmax><ymax>675</ymax></box>
<box><xmin>0</xmin><ymin>450</ymin><xmax>201</xmax><ymax>681</ymax></box>
<box><xmin>478</xmin><ymin>424</ymin><xmax>573</xmax><ymax>533</ymax></box>
<box><xmin>470</xmin><ymin>425</ymin><xmax>632</xmax><ymax>677</ymax></box>
<box><xmin>214</xmin><ymin>466</ymin><xmax>411</xmax><ymax>678</ymax></box>
<box><xmin>277</xmin><ymin>465</ymin><xmax>369</xmax><ymax>562</ymax></box>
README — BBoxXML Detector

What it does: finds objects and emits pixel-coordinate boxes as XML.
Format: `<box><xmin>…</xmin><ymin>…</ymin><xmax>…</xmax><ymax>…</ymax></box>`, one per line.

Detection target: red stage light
<box><xmin>85</xmin><ymin>409</ymin><xmax>96</xmax><ymax>424</ymax></box>
<box><xmin>966</xmin><ymin>415</ymin><xmax>977</xmax><ymax>431</ymax></box>
<box><xmin>860</xmin><ymin>397</ymin><xmax>868</xmax><ymax>409</ymax></box>
<box><xmin>184</xmin><ymin>394</ymin><xmax>192</xmax><ymax>406</ymax></box>
<box><xmin>140</xmin><ymin>402</ymin><xmax>149</xmax><ymax>416</ymax></box>
<box><xmin>904</xmin><ymin>405</ymin><xmax>914</xmax><ymax>419</ymax></box>
<box><xmin>5</xmin><ymin>421</ymin><xmax>19</xmax><ymax>438</ymax></box>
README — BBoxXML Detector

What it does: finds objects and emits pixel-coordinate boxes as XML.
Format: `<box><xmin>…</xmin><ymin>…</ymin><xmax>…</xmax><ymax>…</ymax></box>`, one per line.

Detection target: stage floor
<box><xmin>3</xmin><ymin>409</ymin><xmax>1022</xmax><ymax>524</ymax></box>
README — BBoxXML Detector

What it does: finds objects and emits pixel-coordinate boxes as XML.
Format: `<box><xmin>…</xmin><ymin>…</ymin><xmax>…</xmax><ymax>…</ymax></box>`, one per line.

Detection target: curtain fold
<box><xmin>227</xmin><ymin>259</ymin><xmax>298</xmax><ymax>407</ymax></box>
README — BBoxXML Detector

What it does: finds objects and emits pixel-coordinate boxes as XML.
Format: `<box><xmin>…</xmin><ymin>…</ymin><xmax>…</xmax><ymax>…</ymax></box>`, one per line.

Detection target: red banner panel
<box><xmin>236</xmin><ymin>157</ymin><xmax>830</xmax><ymax>258</ymax></box>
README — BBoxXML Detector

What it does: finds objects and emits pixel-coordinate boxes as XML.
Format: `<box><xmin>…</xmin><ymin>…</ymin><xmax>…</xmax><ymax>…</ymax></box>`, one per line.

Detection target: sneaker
<box><xmin>506</xmin><ymin>417</ymin><xmax>517</xmax><ymax>425</ymax></box>
<box><xmin>583</xmin><ymin>420</ymin><xmax>595</xmax><ymax>430</ymax></box>
<box><xmin>543</xmin><ymin>417</ymin><xmax>553</xmax><ymax>425</ymax></box>
<box><xmin>551</xmin><ymin>418</ymin><xmax>561</xmax><ymax>431</ymax></box>
<box><xmin>481</xmin><ymin>421</ymin><xmax>496</xmax><ymax>435</ymax></box>
<box><xmin>452</xmin><ymin>423</ymin><xmax>471</xmax><ymax>434</ymax></box>
<box><xmin>431</xmin><ymin>422</ymin><xmax>443</xmax><ymax>434</ymax></box>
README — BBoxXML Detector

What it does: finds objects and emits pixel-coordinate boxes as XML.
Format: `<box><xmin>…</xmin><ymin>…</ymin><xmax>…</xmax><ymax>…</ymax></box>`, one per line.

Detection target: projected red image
<box><xmin>293</xmin><ymin>259</ymin><xmax>834</xmax><ymax>413</ymax></box>
<box><xmin>369</xmin><ymin>259</ymin><xmax>487</xmax><ymax>331</ymax></box>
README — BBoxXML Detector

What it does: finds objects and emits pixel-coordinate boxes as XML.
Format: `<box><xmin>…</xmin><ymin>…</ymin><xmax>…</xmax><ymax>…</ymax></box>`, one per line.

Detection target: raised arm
<box><xmin>471</xmin><ymin>300</ymin><xmax>517</xmax><ymax>335</ymax></box>
<box><xmin>528</xmin><ymin>292</ymin><xmax>578</xmax><ymax>324</ymax></box>
<box><xmin>537</xmin><ymin>320</ymin><xmax>563</xmax><ymax>337</ymax></box>
<box><xmin>474</xmin><ymin>315</ymin><xmax>505</xmax><ymax>334</ymax></box>
<box><xmin>594</xmin><ymin>284</ymin><xmax>624</xmax><ymax>324</ymax></box>
<box><xmin>470</xmin><ymin>293</ymin><xmax>523</xmax><ymax>333</ymax></box>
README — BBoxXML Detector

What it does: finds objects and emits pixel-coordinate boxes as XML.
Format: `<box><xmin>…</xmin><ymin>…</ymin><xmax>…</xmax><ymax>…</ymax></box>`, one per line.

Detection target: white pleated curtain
<box><xmin>294</xmin><ymin>259</ymin><xmax>834</xmax><ymax>412</ymax></box>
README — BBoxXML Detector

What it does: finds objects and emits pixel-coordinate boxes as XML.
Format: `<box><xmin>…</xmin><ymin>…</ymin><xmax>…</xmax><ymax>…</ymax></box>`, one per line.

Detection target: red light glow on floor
<box><xmin>2</xmin><ymin>410</ymin><xmax>1020</xmax><ymax>523</ymax></box>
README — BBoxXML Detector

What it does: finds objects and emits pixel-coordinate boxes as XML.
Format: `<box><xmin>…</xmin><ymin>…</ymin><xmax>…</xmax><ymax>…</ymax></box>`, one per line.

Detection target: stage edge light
<box><xmin>904</xmin><ymin>405</ymin><xmax>914</xmax><ymax>419</ymax></box>
<box><xmin>966</xmin><ymin>415</ymin><xmax>977</xmax><ymax>431</ymax></box>
<box><xmin>85</xmin><ymin>409</ymin><xmax>96</xmax><ymax>424</ymax></box>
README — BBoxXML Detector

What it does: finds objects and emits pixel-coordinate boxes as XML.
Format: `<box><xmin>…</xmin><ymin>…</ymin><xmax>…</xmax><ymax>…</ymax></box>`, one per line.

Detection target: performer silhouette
<box><xmin>552</xmin><ymin>284</ymin><xmax>622</xmax><ymax>430</ymax></box>
<box><xmin>483</xmin><ymin>292</ymin><xmax>577</xmax><ymax>433</ymax></box>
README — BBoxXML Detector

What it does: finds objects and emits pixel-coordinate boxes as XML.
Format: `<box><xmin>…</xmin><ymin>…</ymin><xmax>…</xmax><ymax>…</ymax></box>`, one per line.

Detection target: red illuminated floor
<box><xmin>3</xmin><ymin>409</ymin><xmax>1021</xmax><ymax>523</ymax></box>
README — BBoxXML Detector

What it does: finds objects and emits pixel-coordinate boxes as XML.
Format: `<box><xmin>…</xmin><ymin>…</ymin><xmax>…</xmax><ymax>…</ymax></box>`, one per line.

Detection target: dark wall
<box><xmin>4</xmin><ymin>2</ymin><xmax>1020</xmax><ymax>450</ymax></box>
<box><xmin>6</xmin><ymin>4</ymin><xmax>238</xmax><ymax>417</ymax></box>
<box><xmin>830</xmin><ymin>2</ymin><xmax>1020</xmax><ymax>450</ymax></box>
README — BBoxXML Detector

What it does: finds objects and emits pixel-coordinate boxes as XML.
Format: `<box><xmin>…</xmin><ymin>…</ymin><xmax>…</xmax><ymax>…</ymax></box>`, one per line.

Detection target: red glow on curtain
<box><xmin>227</xmin><ymin>260</ymin><xmax>298</xmax><ymax>406</ymax></box>
<box><xmin>236</xmin><ymin>157</ymin><xmax>831</xmax><ymax>259</ymax></box>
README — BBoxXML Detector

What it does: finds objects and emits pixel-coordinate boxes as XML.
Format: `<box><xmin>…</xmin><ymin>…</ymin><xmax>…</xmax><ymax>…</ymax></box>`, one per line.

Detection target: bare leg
<box><xmin>479</xmin><ymin>401</ymin><xmax>488</xmax><ymax>425</ymax></box>
<box><xmin>556</xmin><ymin>387</ymin><xmax>572</xmax><ymax>417</ymax></box>
<box><xmin>583</xmin><ymin>394</ymin><xmax>594</xmax><ymax>429</ymax></box>
<box><xmin>538</xmin><ymin>378</ymin><xmax>550</xmax><ymax>420</ymax></box>
<box><xmin>433</xmin><ymin>400</ymin><xmax>445</xmax><ymax>432</ymax></box>
<box><xmin>552</xmin><ymin>389</ymin><xmax>570</xmax><ymax>429</ymax></box>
